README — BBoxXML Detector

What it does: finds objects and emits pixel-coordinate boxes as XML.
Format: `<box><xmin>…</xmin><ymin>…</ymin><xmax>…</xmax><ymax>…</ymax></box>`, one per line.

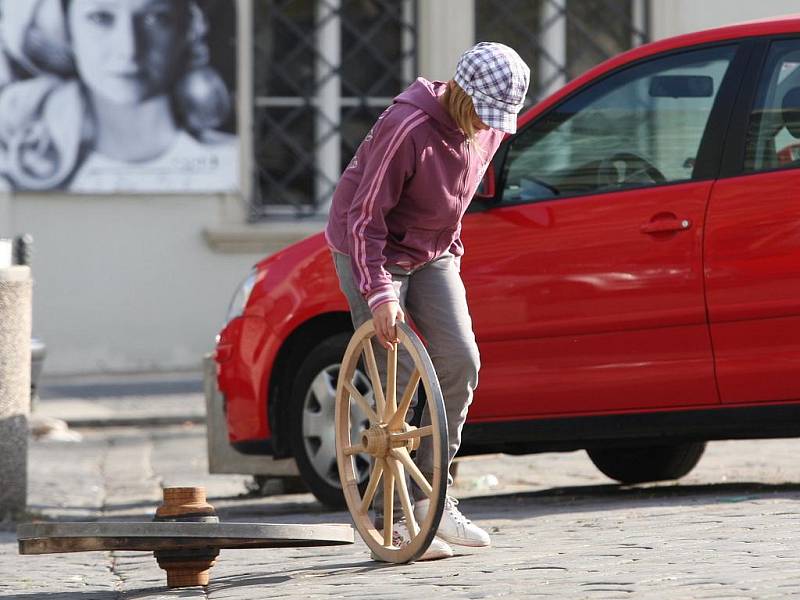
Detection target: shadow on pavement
<box><xmin>457</xmin><ymin>480</ymin><xmax>800</xmax><ymax>521</ymax></box>
<box><xmin>210</xmin><ymin>480</ymin><xmax>800</xmax><ymax>523</ymax></box>
<box><xmin>23</xmin><ymin>481</ymin><xmax>800</xmax><ymax>536</ymax></box>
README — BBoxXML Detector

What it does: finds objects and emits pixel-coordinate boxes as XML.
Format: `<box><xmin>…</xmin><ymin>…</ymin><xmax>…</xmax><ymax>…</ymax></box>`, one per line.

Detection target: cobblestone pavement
<box><xmin>3</xmin><ymin>422</ymin><xmax>800</xmax><ymax>599</ymax></box>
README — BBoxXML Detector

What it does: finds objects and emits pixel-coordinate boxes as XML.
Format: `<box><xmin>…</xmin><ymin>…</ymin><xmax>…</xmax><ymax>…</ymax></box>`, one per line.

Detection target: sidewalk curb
<box><xmin>63</xmin><ymin>415</ymin><xmax>206</xmax><ymax>429</ymax></box>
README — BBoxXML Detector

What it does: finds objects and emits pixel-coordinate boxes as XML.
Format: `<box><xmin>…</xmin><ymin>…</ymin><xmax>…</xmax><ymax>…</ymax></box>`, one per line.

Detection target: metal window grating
<box><xmin>251</xmin><ymin>0</ymin><xmax>417</xmax><ymax>219</ymax></box>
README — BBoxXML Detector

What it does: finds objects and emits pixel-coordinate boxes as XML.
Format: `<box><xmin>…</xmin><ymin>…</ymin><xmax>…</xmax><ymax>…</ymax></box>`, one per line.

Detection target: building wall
<box><xmin>5</xmin><ymin>191</ymin><xmax>320</xmax><ymax>375</ymax></box>
<box><xmin>651</xmin><ymin>0</ymin><xmax>799</xmax><ymax>40</ymax></box>
<box><xmin>6</xmin><ymin>0</ymin><xmax>800</xmax><ymax>376</ymax></box>
<box><xmin>9</xmin><ymin>194</ymin><xmax>257</xmax><ymax>374</ymax></box>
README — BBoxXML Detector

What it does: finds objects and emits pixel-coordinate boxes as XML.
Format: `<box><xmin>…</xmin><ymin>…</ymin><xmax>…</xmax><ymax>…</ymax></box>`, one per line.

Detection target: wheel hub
<box><xmin>361</xmin><ymin>423</ymin><xmax>420</xmax><ymax>457</ymax></box>
<box><xmin>361</xmin><ymin>425</ymin><xmax>390</xmax><ymax>457</ymax></box>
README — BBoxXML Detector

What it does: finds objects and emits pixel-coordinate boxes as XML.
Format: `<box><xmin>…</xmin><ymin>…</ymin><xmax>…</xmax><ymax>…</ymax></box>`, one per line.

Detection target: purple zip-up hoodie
<box><xmin>325</xmin><ymin>77</ymin><xmax>504</xmax><ymax>312</ymax></box>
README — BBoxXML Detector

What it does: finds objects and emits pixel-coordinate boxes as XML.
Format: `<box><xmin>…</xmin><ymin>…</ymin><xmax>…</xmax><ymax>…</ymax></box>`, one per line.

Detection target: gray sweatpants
<box><xmin>332</xmin><ymin>251</ymin><xmax>480</xmax><ymax>513</ymax></box>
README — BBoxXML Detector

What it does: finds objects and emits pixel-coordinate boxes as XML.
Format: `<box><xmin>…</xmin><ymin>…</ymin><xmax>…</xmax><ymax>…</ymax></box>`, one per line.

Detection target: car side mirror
<box><xmin>474</xmin><ymin>163</ymin><xmax>497</xmax><ymax>199</ymax></box>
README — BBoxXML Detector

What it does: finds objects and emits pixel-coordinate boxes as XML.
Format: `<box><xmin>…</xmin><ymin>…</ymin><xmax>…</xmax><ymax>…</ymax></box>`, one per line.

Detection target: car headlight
<box><xmin>225</xmin><ymin>268</ymin><xmax>258</xmax><ymax>325</ymax></box>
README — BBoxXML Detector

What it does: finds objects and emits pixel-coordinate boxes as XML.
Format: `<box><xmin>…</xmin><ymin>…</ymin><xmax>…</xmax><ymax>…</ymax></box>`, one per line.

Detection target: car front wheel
<box><xmin>288</xmin><ymin>333</ymin><xmax>374</xmax><ymax>508</ymax></box>
<box><xmin>586</xmin><ymin>442</ymin><xmax>706</xmax><ymax>484</ymax></box>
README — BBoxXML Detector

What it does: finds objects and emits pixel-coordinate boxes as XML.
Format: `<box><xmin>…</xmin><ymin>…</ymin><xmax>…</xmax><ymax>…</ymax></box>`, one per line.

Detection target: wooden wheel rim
<box><xmin>335</xmin><ymin>320</ymin><xmax>448</xmax><ymax>563</ymax></box>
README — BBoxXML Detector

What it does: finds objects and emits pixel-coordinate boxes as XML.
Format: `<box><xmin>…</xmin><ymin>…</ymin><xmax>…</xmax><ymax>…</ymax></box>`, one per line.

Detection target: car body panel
<box><xmin>217</xmin><ymin>236</ymin><xmax>346</xmax><ymax>442</ymax></box>
<box><xmin>461</xmin><ymin>180</ymin><xmax>718</xmax><ymax>419</ymax></box>
<box><xmin>705</xmin><ymin>169</ymin><xmax>800</xmax><ymax>404</ymax></box>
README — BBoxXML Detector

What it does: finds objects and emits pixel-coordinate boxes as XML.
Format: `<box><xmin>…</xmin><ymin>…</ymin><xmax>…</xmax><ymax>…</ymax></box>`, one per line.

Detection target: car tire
<box><xmin>586</xmin><ymin>442</ymin><xmax>706</xmax><ymax>484</ymax></box>
<box><xmin>288</xmin><ymin>332</ymin><xmax>373</xmax><ymax>508</ymax></box>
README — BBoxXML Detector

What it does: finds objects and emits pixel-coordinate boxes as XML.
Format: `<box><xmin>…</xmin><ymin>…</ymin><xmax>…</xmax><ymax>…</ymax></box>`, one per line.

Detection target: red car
<box><xmin>213</xmin><ymin>15</ymin><xmax>800</xmax><ymax>507</ymax></box>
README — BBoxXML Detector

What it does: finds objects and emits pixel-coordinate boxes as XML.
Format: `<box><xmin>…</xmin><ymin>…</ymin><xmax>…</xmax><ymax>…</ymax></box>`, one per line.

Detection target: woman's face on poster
<box><xmin>67</xmin><ymin>0</ymin><xmax>189</xmax><ymax>105</ymax></box>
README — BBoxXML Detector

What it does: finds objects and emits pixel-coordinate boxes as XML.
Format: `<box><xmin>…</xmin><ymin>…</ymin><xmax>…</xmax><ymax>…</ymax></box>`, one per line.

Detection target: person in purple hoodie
<box><xmin>326</xmin><ymin>42</ymin><xmax>530</xmax><ymax>561</ymax></box>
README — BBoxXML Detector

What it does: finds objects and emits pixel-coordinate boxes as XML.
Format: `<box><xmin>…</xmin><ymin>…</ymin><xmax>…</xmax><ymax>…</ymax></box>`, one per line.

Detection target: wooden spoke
<box><xmin>359</xmin><ymin>459</ymin><xmax>384</xmax><ymax>514</ymax></box>
<box><xmin>383</xmin><ymin>467</ymin><xmax>395</xmax><ymax>547</ymax></box>
<box><xmin>391</xmin><ymin>448</ymin><xmax>432</xmax><ymax>498</ymax></box>
<box><xmin>343</xmin><ymin>444</ymin><xmax>366</xmax><ymax>456</ymax></box>
<box><xmin>343</xmin><ymin>380</ymin><xmax>379</xmax><ymax>424</ymax></box>
<box><xmin>388</xmin><ymin>369</ymin><xmax>420</xmax><ymax>429</ymax></box>
<box><xmin>387</xmin><ymin>458</ymin><xmax>418</xmax><ymax>537</ymax></box>
<box><xmin>391</xmin><ymin>425</ymin><xmax>433</xmax><ymax>443</ymax></box>
<box><xmin>361</xmin><ymin>340</ymin><xmax>386</xmax><ymax>420</ymax></box>
<box><xmin>386</xmin><ymin>343</ymin><xmax>398</xmax><ymax>415</ymax></box>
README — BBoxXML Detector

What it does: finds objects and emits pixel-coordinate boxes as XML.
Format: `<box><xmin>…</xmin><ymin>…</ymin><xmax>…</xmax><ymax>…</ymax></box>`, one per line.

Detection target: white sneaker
<box><xmin>414</xmin><ymin>496</ymin><xmax>491</xmax><ymax>547</ymax></box>
<box><xmin>370</xmin><ymin>519</ymin><xmax>454</xmax><ymax>561</ymax></box>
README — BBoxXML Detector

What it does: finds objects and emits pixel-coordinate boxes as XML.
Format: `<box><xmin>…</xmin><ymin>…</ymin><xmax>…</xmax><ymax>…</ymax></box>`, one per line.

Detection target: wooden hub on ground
<box><xmin>153</xmin><ymin>487</ymin><xmax>219</xmax><ymax>586</ymax></box>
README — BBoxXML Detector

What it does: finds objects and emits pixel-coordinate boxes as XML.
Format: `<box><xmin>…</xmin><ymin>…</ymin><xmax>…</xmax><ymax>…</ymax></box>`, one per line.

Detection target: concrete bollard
<box><xmin>0</xmin><ymin>266</ymin><xmax>32</xmax><ymax>518</ymax></box>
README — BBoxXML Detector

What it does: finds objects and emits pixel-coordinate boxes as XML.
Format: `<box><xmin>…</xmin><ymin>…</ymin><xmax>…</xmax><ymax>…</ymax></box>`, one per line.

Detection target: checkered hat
<box><xmin>454</xmin><ymin>42</ymin><xmax>530</xmax><ymax>134</ymax></box>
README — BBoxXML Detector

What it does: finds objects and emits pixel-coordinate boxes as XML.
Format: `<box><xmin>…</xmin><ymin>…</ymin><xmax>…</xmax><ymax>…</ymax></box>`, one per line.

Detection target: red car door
<box><xmin>462</xmin><ymin>43</ymin><xmax>744</xmax><ymax>420</ymax></box>
<box><xmin>706</xmin><ymin>38</ymin><xmax>800</xmax><ymax>405</ymax></box>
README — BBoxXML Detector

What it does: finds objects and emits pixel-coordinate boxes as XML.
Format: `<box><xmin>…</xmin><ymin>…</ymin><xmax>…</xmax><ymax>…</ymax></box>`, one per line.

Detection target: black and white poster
<box><xmin>0</xmin><ymin>0</ymin><xmax>238</xmax><ymax>193</ymax></box>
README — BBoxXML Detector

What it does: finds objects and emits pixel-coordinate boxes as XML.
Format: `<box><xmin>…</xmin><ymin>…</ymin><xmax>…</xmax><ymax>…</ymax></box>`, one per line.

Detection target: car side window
<box><xmin>744</xmin><ymin>39</ymin><xmax>800</xmax><ymax>173</ymax></box>
<box><xmin>501</xmin><ymin>45</ymin><xmax>737</xmax><ymax>204</ymax></box>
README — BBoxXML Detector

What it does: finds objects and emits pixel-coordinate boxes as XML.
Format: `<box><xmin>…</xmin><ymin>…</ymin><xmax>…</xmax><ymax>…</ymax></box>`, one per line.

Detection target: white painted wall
<box><xmin>651</xmin><ymin>0</ymin><xmax>799</xmax><ymax>40</ymax></box>
<box><xmin>8</xmin><ymin>194</ymin><xmax>267</xmax><ymax>375</ymax></box>
<box><xmin>417</xmin><ymin>0</ymin><xmax>475</xmax><ymax>81</ymax></box>
<box><xmin>5</xmin><ymin>188</ymin><xmax>322</xmax><ymax>376</ymax></box>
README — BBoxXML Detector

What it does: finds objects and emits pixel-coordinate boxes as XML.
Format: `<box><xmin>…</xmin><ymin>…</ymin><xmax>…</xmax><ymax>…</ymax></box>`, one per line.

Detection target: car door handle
<box><xmin>640</xmin><ymin>218</ymin><xmax>692</xmax><ymax>234</ymax></box>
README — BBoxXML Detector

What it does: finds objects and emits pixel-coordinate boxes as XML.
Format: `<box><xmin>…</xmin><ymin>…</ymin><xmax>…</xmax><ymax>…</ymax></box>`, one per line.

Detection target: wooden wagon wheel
<box><xmin>335</xmin><ymin>320</ymin><xmax>448</xmax><ymax>563</ymax></box>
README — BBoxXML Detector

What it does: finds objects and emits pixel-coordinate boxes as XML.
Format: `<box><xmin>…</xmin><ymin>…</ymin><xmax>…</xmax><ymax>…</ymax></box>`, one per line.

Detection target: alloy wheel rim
<box><xmin>302</xmin><ymin>364</ymin><xmax>372</xmax><ymax>489</ymax></box>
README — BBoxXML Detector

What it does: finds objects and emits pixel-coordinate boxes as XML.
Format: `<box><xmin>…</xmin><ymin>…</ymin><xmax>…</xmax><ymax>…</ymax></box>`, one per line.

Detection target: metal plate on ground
<box><xmin>18</xmin><ymin>522</ymin><xmax>355</xmax><ymax>555</ymax></box>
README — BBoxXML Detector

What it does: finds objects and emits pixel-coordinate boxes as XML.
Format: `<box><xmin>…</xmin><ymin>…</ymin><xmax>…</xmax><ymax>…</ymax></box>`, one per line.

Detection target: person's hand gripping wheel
<box><xmin>372</xmin><ymin>301</ymin><xmax>405</xmax><ymax>350</ymax></box>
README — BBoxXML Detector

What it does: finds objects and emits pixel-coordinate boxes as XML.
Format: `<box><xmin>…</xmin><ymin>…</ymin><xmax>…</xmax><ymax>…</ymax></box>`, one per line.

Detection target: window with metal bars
<box><xmin>251</xmin><ymin>0</ymin><xmax>417</xmax><ymax>219</ymax></box>
<box><xmin>475</xmin><ymin>0</ymin><xmax>649</xmax><ymax>105</ymax></box>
